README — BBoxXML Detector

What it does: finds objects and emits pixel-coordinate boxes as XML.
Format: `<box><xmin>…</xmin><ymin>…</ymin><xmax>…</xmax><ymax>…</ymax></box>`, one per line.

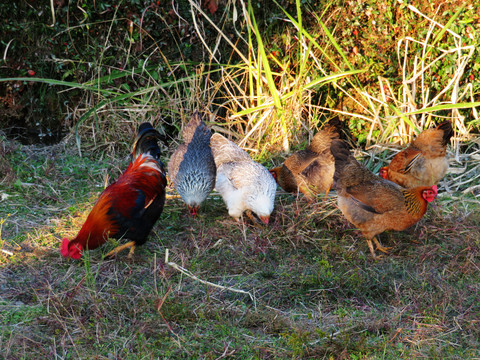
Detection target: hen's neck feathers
<box><xmin>402</xmin><ymin>189</ymin><xmax>428</xmax><ymax>217</ymax></box>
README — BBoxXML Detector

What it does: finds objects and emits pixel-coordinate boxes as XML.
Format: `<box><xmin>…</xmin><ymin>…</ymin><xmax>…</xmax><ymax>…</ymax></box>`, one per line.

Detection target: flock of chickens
<box><xmin>61</xmin><ymin>113</ymin><xmax>453</xmax><ymax>260</ymax></box>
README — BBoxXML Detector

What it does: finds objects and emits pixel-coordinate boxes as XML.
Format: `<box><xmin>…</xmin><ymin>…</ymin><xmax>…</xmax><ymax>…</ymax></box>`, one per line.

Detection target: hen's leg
<box><xmin>244</xmin><ymin>210</ymin><xmax>266</xmax><ymax>227</ymax></box>
<box><xmin>105</xmin><ymin>241</ymin><xmax>136</xmax><ymax>259</ymax></box>
<box><xmin>245</xmin><ymin>210</ymin><xmax>256</xmax><ymax>223</ymax></box>
<box><xmin>365</xmin><ymin>239</ymin><xmax>378</xmax><ymax>259</ymax></box>
<box><xmin>322</xmin><ymin>187</ymin><xmax>330</xmax><ymax>202</ymax></box>
<box><xmin>373</xmin><ymin>237</ymin><xmax>392</xmax><ymax>254</ymax></box>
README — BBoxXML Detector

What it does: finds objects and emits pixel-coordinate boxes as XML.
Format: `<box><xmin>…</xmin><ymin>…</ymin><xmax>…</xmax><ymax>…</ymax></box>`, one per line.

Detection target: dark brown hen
<box><xmin>270</xmin><ymin>120</ymin><xmax>342</xmax><ymax>200</ymax></box>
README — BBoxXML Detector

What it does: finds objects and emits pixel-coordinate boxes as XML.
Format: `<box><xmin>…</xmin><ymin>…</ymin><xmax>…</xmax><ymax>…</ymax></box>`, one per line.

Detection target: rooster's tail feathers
<box><xmin>132</xmin><ymin>123</ymin><xmax>164</xmax><ymax>160</ymax></box>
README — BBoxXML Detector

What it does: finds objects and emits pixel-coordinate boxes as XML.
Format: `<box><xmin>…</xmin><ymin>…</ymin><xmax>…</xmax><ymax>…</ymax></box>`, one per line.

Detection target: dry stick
<box><xmin>48</xmin><ymin>0</ymin><xmax>55</xmax><ymax>27</ymax></box>
<box><xmin>165</xmin><ymin>194</ymin><xmax>182</xmax><ymax>200</ymax></box>
<box><xmin>187</xmin><ymin>0</ymin><xmax>249</xmax><ymax>64</ymax></box>
<box><xmin>164</xmin><ymin>249</ymin><xmax>256</xmax><ymax>307</ymax></box>
<box><xmin>2</xmin><ymin>39</ymin><xmax>13</xmax><ymax>62</ymax></box>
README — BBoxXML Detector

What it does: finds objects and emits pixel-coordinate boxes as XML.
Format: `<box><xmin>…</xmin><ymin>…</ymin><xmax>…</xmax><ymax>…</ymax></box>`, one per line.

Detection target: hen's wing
<box><xmin>387</xmin><ymin>147</ymin><xmax>422</xmax><ymax>174</ymax></box>
<box><xmin>299</xmin><ymin>156</ymin><xmax>334</xmax><ymax>194</ymax></box>
<box><xmin>344</xmin><ymin>180</ymin><xmax>405</xmax><ymax>214</ymax></box>
<box><xmin>167</xmin><ymin>143</ymin><xmax>187</xmax><ymax>183</ymax></box>
<box><xmin>284</xmin><ymin>150</ymin><xmax>319</xmax><ymax>174</ymax></box>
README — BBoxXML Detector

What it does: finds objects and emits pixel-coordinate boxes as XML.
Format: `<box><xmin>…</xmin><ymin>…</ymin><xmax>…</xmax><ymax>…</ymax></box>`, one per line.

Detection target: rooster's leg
<box><xmin>127</xmin><ymin>244</ymin><xmax>136</xmax><ymax>259</ymax></box>
<box><xmin>372</xmin><ymin>237</ymin><xmax>392</xmax><ymax>254</ymax></box>
<box><xmin>105</xmin><ymin>241</ymin><xmax>136</xmax><ymax>259</ymax></box>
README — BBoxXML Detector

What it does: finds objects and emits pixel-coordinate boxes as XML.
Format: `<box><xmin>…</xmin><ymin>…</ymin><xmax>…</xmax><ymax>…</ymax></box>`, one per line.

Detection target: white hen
<box><xmin>210</xmin><ymin>133</ymin><xmax>276</xmax><ymax>224</ymax></box>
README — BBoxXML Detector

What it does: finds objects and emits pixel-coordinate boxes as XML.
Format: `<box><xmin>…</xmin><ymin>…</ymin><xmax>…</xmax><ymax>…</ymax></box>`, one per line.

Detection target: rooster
<box><xmin>379</xmin><ymin>121</ymin><xmax>453</xmax><ymax>188</ymax></box>
<box><xmin>168</xmin><ymin>112</ymin><xmax>216</xmax><ymax>216</ymax></box>
<box><xmin>331</xmin><ymin>139</ymin><xmax>437</xmax><ymax>259</ymax></box>
<box><xmin>61</xmin><ymin>123</ymin><xmax>167</xmax><ymax>259</ymax></box>
<box><xmin>209</xmin><ymin>133</ymin><xmax>276</xmax><ymax>225</ymax></box>
<box><xmin>269</xmin><ymin>120</ymin><xmax>341</xmax><ymax>200</ymax></box>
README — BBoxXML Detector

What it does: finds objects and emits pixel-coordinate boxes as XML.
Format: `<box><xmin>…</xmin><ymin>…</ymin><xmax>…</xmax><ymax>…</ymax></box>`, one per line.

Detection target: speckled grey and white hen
<box><xmin>168</xmin><ymin>112</ymin><xmax>216</xmax><ymax>215</ymax></box>
<box><xmin>209</xmin><ymin>133</ymin><xmax>276</xmax><ymax>224</ymax></box>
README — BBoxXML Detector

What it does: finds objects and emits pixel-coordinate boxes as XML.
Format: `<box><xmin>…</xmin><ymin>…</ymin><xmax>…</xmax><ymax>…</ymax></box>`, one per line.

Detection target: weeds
<box><xmin>2</xmin><ymin>1</ymin><xmax>478</xmax><ymax>157</ymax></box>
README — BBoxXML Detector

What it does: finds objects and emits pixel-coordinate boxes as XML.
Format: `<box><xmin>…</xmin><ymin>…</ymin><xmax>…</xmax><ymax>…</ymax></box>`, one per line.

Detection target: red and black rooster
<box><xmin>61</xmin><ymin>123</ymin><xmax>167</xmax><ymax>259</ymax></box>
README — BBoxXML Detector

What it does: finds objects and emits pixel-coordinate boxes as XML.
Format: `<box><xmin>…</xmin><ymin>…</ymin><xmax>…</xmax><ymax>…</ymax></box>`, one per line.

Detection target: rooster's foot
<box><xmin>105</xmin><ymin>241</ymin><xmax>136</xmax><ymax>259</ymax></box>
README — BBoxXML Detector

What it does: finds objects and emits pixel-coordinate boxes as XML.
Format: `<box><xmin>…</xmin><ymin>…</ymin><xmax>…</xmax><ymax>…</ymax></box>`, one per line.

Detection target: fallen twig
<box><xmin>164</xmin><ymin>248</ymin><xmax>256</xmax><ymax>307</ymax></box>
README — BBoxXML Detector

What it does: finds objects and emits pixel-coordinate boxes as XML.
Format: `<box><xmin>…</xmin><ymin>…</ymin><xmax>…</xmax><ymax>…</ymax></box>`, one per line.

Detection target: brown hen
<box><xmin>270</xmin><ymin>121</ymin><xmax>341</xmax><ymax>200</ymax></box>
<box><xmin>331</xmin><ymin>139</ymin><xmax>437</xmax><ymax>259</ymax></box>
<box><xmin>379</xmin><ymin>121</ymin><xmax>453</xmax><ymax>188</ymax></box>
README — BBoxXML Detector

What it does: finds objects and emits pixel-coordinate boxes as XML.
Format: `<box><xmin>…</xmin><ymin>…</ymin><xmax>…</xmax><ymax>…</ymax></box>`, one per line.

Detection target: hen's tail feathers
<box><xmin>183</xmin><ymin>111</ymin><xmax>212</xmax><ymax>144</ymax></box>
<box><xmin>437</xmin><ymin>121</ymin><xmax>454</xmax><ymax>146</ymax></box>
<box><xmin>330</xmin><ymin>139</ymin><xmax>352</xmax><ymax>183</ymax></box>
<box><xmin>323</xmin><ymin>117</ymin><xmax>343</xmax><ymax>139</ymax></box>
<box><xmin>309</xmin><ymin>118</ymin><xmax>344</xmax><ymax>153</ymax></box>
<box><xmin>132</xmin><ymin>123</ymin><xmax>164</xmax><ymax>160</ymax></box>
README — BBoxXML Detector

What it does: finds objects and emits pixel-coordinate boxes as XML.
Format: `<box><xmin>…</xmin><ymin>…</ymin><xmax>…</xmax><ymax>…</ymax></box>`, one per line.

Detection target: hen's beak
<box><xmin>188</xmin><ymin>205</ymin><xmax>199</xmax><ymax>217</ymax></box>
<box><xmin>259</xmin><ymin>215</ymin><xmax>270</xmax><ymax>225</ymax></box>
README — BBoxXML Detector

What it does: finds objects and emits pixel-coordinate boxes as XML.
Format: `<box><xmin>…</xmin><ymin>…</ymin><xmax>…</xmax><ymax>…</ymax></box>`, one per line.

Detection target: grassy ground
<box><xmin>1</xmin><ymin>134</ymin><xmax>479</xmax><ymax>359</ymax></box>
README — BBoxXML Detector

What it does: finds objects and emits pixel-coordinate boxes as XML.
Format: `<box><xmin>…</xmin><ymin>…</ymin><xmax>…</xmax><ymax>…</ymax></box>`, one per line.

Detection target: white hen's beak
<box><xmin>259</xmin><ymin>215</ymin><xmax>270</xmax><ymax>225</ymax></box>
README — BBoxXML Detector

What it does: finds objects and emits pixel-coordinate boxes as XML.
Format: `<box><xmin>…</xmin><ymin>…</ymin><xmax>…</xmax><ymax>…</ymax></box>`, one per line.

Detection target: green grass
<box><xmin>0</xmin><ymin>136</ymin><xmax>479</xmax><ymax>359</ymax></box>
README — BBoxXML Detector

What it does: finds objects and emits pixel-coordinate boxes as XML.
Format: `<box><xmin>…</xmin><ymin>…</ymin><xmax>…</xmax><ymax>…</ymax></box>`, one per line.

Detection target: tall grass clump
<box><xmin>369</xmin><ymin>2</ymin><xmax>479</xmax><ymax>147</ymax></box>
<box><xmin>1</xmin><ymin>1</ymin><xmax>224</xmax><ymax>154</ymax></box>
<box><xmin>189</xmin><ymin>0</ymin><xmax>479</xmax><ymax>157</ymax></box>
<box><xmin>188</xmin><ymin>0</ymin><xmax>364</xmax><ymax>157</ymax></box>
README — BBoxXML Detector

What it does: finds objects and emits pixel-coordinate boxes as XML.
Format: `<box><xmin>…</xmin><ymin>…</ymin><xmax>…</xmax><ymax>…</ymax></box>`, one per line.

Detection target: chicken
<box><xmin>379</xmin><ymin>121</ymin><xmax>453</xmax><ymax>188</ymax></box>
<box><xmin>61</xmin><ymin>123</ymin><xmax>167</xmax><ymax>259</ymax></box>
<box><xmin>209</xmin><ymin>133</ymin><xmax>276</xmax><ymax>225</ymax></box>
<box><xmin>331</xmin><ymin>139</ymin><xmax>437</xmax><ymax>259</ymax></box>
<box><xmin>168</xmin><ymin>111</ymin><xmax>216</xmax><ymax>216</ymax></box>
<box><xmin>269</xmin><ymin>120</ymin><xmax>341</xmax><ymax>199</ymax></box>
